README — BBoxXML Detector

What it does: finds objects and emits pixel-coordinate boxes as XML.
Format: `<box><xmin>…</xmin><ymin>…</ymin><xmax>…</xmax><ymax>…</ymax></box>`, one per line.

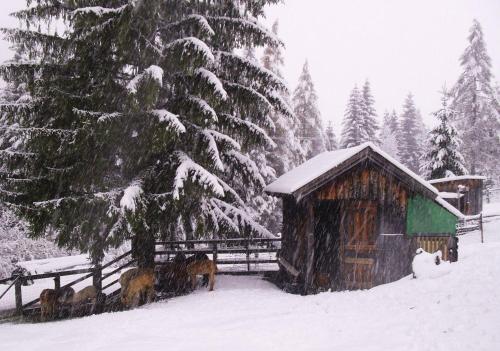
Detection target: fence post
<box><xmin>93</xmin><ymin>265</ymin><xmax>103</xmax><ymax>294</ymax></box>
<box><xmin>54</xmin><ymin>275</ymin><xmax>61</xmax><ymax>290</ymax></box>
<box><xmin>212</xmin><ymin>242</ymin><xmax>218</xmax><ymax>265</ymax></box>
<box><xmin>15</xmin><ymin>277</ymin><xmax>23</xmax><ymax>316</ymax></box>
<box><xmin>480</xmin><ymin>213</ymin><xmax>484</xmax><ymax>244</ymax></box>
<box><xmin>246</xmin><ymin>239</ymin><xmax>250</xmax><ymax>272</ymax></box>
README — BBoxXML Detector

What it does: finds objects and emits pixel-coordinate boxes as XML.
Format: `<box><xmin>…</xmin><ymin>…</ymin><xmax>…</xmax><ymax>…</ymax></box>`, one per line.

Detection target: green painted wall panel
<box><xmin>406</xmin><ymin>194</ymin><xmax>457</xmax><ymax>236</ymax></box>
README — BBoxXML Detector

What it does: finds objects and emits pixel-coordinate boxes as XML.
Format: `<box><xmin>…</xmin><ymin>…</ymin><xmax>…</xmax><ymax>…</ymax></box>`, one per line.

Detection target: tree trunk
<box><xmin>132</xmin><ymin>232</ymin><xmax>156</xmax><ymax>269</ymax></box>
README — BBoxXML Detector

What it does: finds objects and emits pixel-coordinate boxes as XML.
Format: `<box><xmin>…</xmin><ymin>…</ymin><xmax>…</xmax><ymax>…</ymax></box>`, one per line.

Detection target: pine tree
<box><xmin>325</xmin><ymin>121</ymin><xmax>338</xmax><ymax>151</ymax></box>
<box><xmin>340</xmin><ymin>85</ymin><xmax>367</xmax><ymax>148</ymax></box>
<box><xmin>0</xmin><ymin>46</ymin><xmax>30</xmax><ymax>152</ymax></box>
<box><xmin>0</xmin><ymin>1</ymin><xmax>288</xmax><ymax>265</ymax></box>
<box><xmin>261</xmin><ymin>21</ymin><xmax>284</xmax><ymax>80</ymax></box>
<box><xmin>360</xmin><ymin>80</ymin><xmax>380</xmax><ymax>144</ymax></box>
<box><xmin>415</xmin><ymin>109</ymin><xmax>429</xmax><ymax>145</ymax></box>
<box><xmin>258</xmin><ymin>19</ymin><xmax>304</xmax><ymax>234</ymax></box>
<box><xmin>379</xmin><ymin>110</ymin><xmax>400</xmax><ymax>159</ymax></box>
<box><xmin>261</xmin><ymin>20</ymin><xmax>304</xmax><ymax>175</ymax></box>
<box><xmin>293</xmin><ymin>61</ymin><xmax>327</xmax><ymax>159</ymax></box>
<box><xmin>398</xmin><ymin>93</ymin><xmax>422</xmax><ymax>172</ymax></box>
<box><xmin>452</xmin><ymin>19</ymin><xmax>500</xmax><ymax>176</ymax></box>
<box><xmin>420</xmin><ymin>88</ymin><xmax>468</xmax><ymax>179</ymax></box>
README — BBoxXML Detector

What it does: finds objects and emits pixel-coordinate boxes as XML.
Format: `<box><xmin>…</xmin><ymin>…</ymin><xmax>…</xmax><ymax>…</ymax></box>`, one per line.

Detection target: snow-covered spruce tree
<box><xmin>420</xmin><ymin>89</ymin><xmax>468</xmax><ymax>179</ymax></box>
<box><xmin>379</xmin><ymin>110</ymin><xmax>400</xmax><ymax>160</ymax></box>
<box><xmin>325</xmin><ymin>120</ymin><xmax>337</xmax><ymax>151</ymax></box>
<box><xmin>340</xmin><ymin>85</ymin><xmax>367</xmax><ymax>148</ymax></box>
<box><xmin>240</xmin><ymin>41</ymin><xmax>280</xmax><ymax>235</ymax></box>
<box><xmin>293</xmin><ymin>61</ymin><xmax>327</xmax><ymax>159</ymax></box>
<box><xmin>261</xmin><ymin>20</ymin><xmax>304</xmax><ymax>175</ymax></box>
<box><xmin>360</xmin><ymin>80</ymin><xmax>380</xmax><ymax>144</ymax></box>
<box><xmin>452</xmin><ymin>19</ymin><xmax>500</xmax><ymax>176</ymax></box>
<box><xmin>256</xmin><ymin>19</ymin><xmax>305</xmax><ymax>234</ymax></box>
<box><xmin>397</xmin><ymin>93</ymin><xmax>423</xmax><ymax>173</ymax></box>
<box><xmin>0</xmin><ymin>1</ymin><xmax>289</xmax><ymax>266</ymax></box>
<box><xmin>0</xmin><ymin>46</ymin><xmax>31</xmax><ymax>158</ymax></box>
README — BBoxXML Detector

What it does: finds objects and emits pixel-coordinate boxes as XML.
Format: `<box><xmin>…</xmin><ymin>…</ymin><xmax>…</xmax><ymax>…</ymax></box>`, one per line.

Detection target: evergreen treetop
<box><xmin>261</xmin><ymin>20</ymin><xmax>284</xmax><ymax>79</ymax></box>
<box><xmin>379</xmin><ymin>110</ymin><xmax>399</xmax><ymax>160</ymax></box>
<box><xmin>421</xmin><ymin>88</ymin><xmax>468</xmax><ymax>179</ymax></box>
<box><xmin>360</xmin><ymin>80</ymin><xmax>380</xmax><ymax>144</ymax></box>
<box><xmin>261</xmin><ymin>20</ymin><xmax>304</xmax><ymax>176</ymax></box>
<box><xmin>293</xmin><ymin>60</ymin><xmax>327</xmax><ymax>159</ymax></box>
<box><xmin>397</xmin><ymin>93</ymin><xmax>422</xmax><ymax>172</ymax></box>
<box><xmin>340</xmin><ymin>85</ymin><xmax>367</xmax><ymax>148</ymax></box>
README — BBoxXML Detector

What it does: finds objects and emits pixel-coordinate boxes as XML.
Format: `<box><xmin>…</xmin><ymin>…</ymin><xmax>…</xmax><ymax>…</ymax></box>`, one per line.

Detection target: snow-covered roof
<box><xmin>435</xmin><ymin>196</ymin><xmax>464</xmax><ymax>218</ymax></box>
<box><xmin>438</xmin><ymin>192</ymin><xmax>464</xmax><ymax>199</ymax></box>
<box><xmin>265</xmin><ymin>142</ymin><xmax>463</xmax><ymax>219</ymax></box>
<box><xmin>265</xmin><ymin>142</ymin><xmax>438</xmax><ymax>196</ymax></box>
<box><xmin>429</xmin><ymin>175</ymin><xmax>487</xmax><ymax>184</ymax></box>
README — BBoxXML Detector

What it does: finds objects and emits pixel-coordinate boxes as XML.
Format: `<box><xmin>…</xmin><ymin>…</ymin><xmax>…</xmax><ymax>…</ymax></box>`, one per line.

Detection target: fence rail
<box><xmin>155</xmin><ymin>237</ymin><xmax>281</xmax><ymax>273</ymax></box>
<box><xmin>456</xmin><ymin>213</ymin><xmax>485</xmax><ymax>243</ymax></box>
<box><xmin>0</xmin><ymin>250</ymin><xmax>133</xmax><ymax>317</ymax></box>
<box><xmin>2</xmin><ymin>237</ymin><xmax>281</xmax><ymax>318</ymax></box>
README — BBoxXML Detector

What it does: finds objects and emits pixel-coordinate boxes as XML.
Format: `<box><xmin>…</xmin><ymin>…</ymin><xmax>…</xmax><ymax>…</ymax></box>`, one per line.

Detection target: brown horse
<box><xmin>39</xmin><ymin>286</ymin><xmax>74</xmax><ymax>321</ymax></box>
<box><xmin>186</xmin><ymin>259</ymin><xmax>217</xmax><ymax>291</ymax></box>
<box><xmin>71</xmin><ymin>285</ymin><xmax>99</xmax><ymax>315</ymax></box>
<box><xmin>121</xmin><ymin>268</ymin><xmax>155</xmax><ymax>308</ymax></box>
<box><xmin>40</xmin><ymin>289</ymin><xmax>58</xmax><ymax>321</ymax></box>
<box><xmin>156</xmin><ymin>253</ymin><xmax>210</xmax><ymax>293</ymax></box>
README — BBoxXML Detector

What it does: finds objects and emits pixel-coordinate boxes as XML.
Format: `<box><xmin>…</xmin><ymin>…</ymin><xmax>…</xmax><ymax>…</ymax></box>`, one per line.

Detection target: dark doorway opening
<box><xmin>314</xmin><ymin>200</ymin><xmax>342</xmax><ymax>290</ymax></box>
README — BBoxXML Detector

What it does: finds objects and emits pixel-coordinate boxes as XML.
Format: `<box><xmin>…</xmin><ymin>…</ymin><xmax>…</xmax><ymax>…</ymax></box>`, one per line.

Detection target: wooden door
<box><xmin>340</xmin><ymin>201</ymin><xmax>377</xmax><ymax>289</ymax></box>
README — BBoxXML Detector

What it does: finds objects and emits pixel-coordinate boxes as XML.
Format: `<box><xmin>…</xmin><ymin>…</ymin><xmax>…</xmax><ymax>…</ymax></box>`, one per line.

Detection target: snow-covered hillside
<box><xmin>0</xmin><ymin>206</ymin><xmax>499</xmax><ymax>351</ymax></box>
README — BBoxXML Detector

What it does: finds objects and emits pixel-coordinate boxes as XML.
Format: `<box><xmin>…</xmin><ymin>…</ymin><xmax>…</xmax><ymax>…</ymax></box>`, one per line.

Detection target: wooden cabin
<box><xmin>265</xmin><ymin>143</ymin><xmax>462</xmax><ymax>295</ymax></box>
<box><xmin>429</xmin><ymin>176</ymin><xmax>485</xmax><ymax>216</ymax></box>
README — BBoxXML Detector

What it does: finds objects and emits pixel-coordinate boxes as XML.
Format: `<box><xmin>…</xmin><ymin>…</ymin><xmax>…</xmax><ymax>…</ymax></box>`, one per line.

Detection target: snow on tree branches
<box><xmin>420</xmin><ymin>89</ymin><xmax>468</xmax><ymax>180</ymax></box>
<box><xmin>0</xmin><ymin>0</ymin><xmax>285</xmax><ymax>264</ymax></box>
<box><xmin>293</xmin><ymin>61</ymin><xmax>327</xmax><ymax>159</ymax></box>
<box><xmin>452</xmin><ymin>19</ymin><xmax>500</xmax><ymax>178</ymax></box>
<box><xmin>397</xmin><ymin>93</ymin><xmax>423</xmax><ymax>173</ymax></box>
<box><xmin>340</xmin><ymin>81</ymin><xmax>380</xmax><ymax>148</ymax></box>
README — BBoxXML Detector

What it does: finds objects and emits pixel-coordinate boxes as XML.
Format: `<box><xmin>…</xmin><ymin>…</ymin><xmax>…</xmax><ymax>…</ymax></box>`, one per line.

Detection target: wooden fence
<box><xmin>456</xmin><ymin>213</ymin><xmax>483</xmax><ymax>237</ymax></box>
<box><xmin>155</xmin><ymin>237</ymin><xmax>281</xmax><ymax>274</ymax></box>
<box><xmin>0</xmin><ymin>237</ymin><xmax>281</xmax><ymax>318</ymax></box>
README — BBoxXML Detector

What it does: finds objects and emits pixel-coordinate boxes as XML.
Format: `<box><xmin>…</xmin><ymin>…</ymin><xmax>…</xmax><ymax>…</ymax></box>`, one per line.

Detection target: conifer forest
<box><xmin>0</xmin><ymin>1</ymin><xmax>499</xmax><ymax>351</ymax></box>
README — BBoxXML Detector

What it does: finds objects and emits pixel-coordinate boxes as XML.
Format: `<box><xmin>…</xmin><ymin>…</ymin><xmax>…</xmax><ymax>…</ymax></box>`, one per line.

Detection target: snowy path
<box><xmin>0</xmin><ymin>216</ymin><xmax>499</xmax><ymax>351</ymax></box>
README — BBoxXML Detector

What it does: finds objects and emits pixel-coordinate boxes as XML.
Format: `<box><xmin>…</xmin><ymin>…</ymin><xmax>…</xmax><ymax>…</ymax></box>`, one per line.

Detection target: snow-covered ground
<box><xmin>0</xmin><ymin>208</ymin><xmax>499</xmax><ymax>351</ymax></box>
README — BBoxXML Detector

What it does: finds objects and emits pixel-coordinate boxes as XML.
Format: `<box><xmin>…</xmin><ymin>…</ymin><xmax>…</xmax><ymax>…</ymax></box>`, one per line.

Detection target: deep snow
<box><xmin>0</xmin><ymin>207</ymin><xmax>499</xmax><ymax>351</ymax></box>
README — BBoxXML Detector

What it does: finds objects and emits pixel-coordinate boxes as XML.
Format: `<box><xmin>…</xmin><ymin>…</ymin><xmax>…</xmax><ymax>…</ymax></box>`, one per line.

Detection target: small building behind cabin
<box><xmin>429</xmin><ymin>175</ymin><xmax>486</xmax><ymax>216</ymax></box>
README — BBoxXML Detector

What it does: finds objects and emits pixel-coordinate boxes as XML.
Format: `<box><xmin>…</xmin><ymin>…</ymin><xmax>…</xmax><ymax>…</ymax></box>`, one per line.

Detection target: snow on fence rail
<box><xmin>1</xmin><ymin>238</ymin><xmax>282</xmax><ymax>318</ymax></box>
<box><xmin>0</xmin><ymin>250</ymin><xmax>133</xmax><ymax>318</ymax></box>
<box><xmin>155</xmin><ymin>237</ymin><xmax>281</xmax><ymax>273</ymax></box>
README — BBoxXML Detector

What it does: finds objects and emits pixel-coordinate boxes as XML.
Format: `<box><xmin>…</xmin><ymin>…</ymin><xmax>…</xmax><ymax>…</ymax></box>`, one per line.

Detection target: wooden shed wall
<box><xmin>279</xmin><ymin>161</ymin><xmax>417</xmax><ymax>292</ymax></box>
<box><xmin>316</xmin><ymin>163</ymin><xmax>408</xmax><ymax>235</ymax></box>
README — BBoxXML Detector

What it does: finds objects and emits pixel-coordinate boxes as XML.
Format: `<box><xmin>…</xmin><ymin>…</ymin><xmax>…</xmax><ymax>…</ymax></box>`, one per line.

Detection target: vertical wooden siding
<box><xmin>415</xmin><ymin>236</ymin><xmax>451</xmax><ymax>261</ymax></box>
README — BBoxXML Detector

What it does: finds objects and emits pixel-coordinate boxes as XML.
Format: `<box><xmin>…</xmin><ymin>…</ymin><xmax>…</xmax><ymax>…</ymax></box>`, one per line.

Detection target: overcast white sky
<box><xmin>264</xmin><ymin>0</ymin><xmax>500</xmax><ymax>133</ymax></box>
<box><xmin>1</xmin><ymin>1</ymin><xmax>499</xmax><ymax>134</ymax></box>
